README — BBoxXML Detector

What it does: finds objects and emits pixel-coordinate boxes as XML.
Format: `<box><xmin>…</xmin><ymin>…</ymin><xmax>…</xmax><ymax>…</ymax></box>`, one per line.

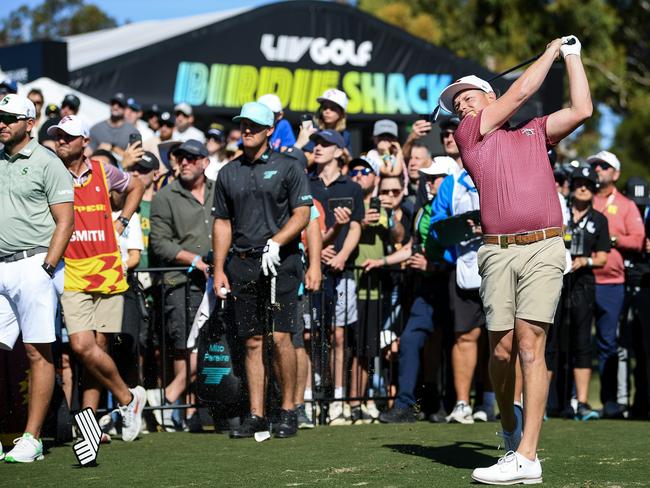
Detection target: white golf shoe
<box><xmin>4</xmin><ymin>433</ymin><xmax>44</xmax><ymax>463</ymax></box>
<box><xmin>472</xmin><ymin>451</ymin><xmax>542</xmax><ymax>485</ymax></box>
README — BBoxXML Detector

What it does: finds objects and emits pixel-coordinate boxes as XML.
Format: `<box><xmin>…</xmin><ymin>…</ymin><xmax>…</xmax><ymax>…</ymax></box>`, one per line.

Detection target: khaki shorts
<box><xmin>477</xmin><ymin>236</ymin><xmax>565</xmax><ymax>331</ymax></box>
<box><xmin>60</xmin><ymin>291</ymin><xmax>124</xmax><ymax>335</ymax></box>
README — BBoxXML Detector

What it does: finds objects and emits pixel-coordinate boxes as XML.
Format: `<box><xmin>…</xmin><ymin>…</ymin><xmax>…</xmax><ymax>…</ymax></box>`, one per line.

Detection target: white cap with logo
<box><xmin>317</xmin><ymin>88</ymin><xmax>349</xmax><ymax>112</ymax></box>
<box><xmin>257</xmin><ymin>94</ymin><xmax>283</xmax><ymax>113</ymax></box>
<box><xmin>47</xmin><ymin>115</ymin><xmax>89</xmax><ymax>138</ymax></box>
<box><xmin>586</xmin><ymin>150</ymin><xmax>621</xmax><ymax>171</ymax></box>
<box><xmin>420</xmin><ymin>156</ymin><xmax>456</xmax><ymax>177</ymax></box>
<box><xmin>0</xmin><ymin>94</ymin><xmax>36</xmax><ymax>119</ymax></box>
<box><xmin>438</xmin><ymin>75</ymin><xmax>494</xmax><ymax>114</ymax></box>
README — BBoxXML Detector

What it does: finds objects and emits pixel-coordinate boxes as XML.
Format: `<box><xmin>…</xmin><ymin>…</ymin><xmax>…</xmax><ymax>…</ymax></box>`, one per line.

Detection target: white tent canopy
<box><xmin>65</xmin><ymin>8</ymin><xmax>249</xmax><ymax>72</ymax></box>
<box><xmin>19</xmin><ymin>77</ymin><xmax>109</xmax><ymax>128</ymax></box>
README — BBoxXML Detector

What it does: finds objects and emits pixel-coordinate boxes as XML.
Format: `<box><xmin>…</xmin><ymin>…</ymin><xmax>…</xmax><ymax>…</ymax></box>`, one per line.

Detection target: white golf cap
<box><xmin>586</xmin><ymin>150</ymin><xmax>621</xmax><ymax>171</ymax></box>
<box><xmin>0</xmin><ymin>94</ymin><xmax>36</xmax><ymax>119</ymax></box>
<box><xmin>438</xmin><ymin>75</ymin><xmax>494</xmax><ymax>114</ymax></box>
<box><xmin>47</xmin><ymin>114</ymin><xmax>89</xmax><ymax>138</ymax></box>
<box><xmin>420</xmin><ymin>156</ymin><xmax>455</xmax><ymax>177</ymax></box>
<box><xmin>174</xmin><ymin>102</ymin><xmax>193</xmax><ymax>116</ymax></box>
<box><xmin>257</xmin><ymin>93</ymin><xmax>283</xmax><ymax>113</ymax></box>
<box><xmin>317</xmin><ymin>88</ymin><xmax>349</xmax><ymax>112</ymax></box>
<box><xmin>373</xmin><ymin>119</ymin><xmax>398</xmax><ymax>137</ymax></box>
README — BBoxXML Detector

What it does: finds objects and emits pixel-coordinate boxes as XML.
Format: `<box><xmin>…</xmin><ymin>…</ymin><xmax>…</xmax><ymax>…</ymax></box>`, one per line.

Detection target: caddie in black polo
<box><xmin>212</xmin><ymin>101</ymin><xmax>313</xmax><ymax>440</ymax></box>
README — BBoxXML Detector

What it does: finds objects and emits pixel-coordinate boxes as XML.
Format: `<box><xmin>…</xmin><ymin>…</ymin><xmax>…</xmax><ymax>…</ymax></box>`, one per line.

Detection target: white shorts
<box><xmin>0</xmin><ymin>253</ymin><xmax>62</xmax><ymax>350</ymax></box>
<box><xmin>334</xmin><ymin>277</ymin><xmax>358</xmax><ymax>327</ymax></box>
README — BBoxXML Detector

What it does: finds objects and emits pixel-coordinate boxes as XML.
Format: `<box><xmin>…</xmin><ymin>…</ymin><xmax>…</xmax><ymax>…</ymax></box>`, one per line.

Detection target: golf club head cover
<box><xmin>560</xmin><ymin>35</ymin><xmax>581</xmax><ymax>58</ymax></box>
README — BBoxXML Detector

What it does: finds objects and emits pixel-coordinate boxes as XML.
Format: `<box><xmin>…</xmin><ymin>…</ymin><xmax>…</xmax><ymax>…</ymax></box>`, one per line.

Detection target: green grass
<box><xmin>1</xmin><ymin>420</ymin><xmax>648</xmax><ymax>487</ymax></box>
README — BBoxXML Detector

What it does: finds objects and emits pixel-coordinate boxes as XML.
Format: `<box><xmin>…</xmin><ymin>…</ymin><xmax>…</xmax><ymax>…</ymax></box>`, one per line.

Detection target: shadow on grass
<box><xmin>384</xmin><ymin>441</ymin><xmax>495</xmax><ymax>469</ymax></box>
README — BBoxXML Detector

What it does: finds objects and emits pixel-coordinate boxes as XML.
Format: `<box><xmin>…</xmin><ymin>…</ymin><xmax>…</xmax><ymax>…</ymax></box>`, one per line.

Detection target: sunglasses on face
<box><xmin>573</xmin><ymin>181</ymin><xmax>595</xmax><ymax>192</ymax></box>
<box><xmin>590</xmin><ymin>162</ymin><xmax>613</xmax><ymax>171</ymax></box>
<box><xmin>0</xmin><ymin>114</ymin><xmax>26</xmax><ymax>125</ymax></box>
<box><xmin>177</xmin><ymin>153</ymin><xmax>200</xmax><ymax>163</ymax></box>
<box><xmin>380</xmin><ymin>188</ymin><xmax>401</xmax><ymax>196</ymax></box>
<box><xmin>350</xmin><ymin>168</ymin><xmax>372</xmax><ymax>177</ymax></box>
<box><xmin>440</xmin><ymin>130</ymin><xmax>455</xmax><ymax>140</ymax></box>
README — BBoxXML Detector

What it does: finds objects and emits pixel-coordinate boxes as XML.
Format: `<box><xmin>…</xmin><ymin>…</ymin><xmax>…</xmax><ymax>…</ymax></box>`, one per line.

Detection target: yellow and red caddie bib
<box><xmin>64</xmin><ymin>160</ymin><xmax>127</xmax><ymax>294</ymax></box>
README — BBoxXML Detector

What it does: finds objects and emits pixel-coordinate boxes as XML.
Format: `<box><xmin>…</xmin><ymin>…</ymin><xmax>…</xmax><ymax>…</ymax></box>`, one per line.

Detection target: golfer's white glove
<box><xmin>560</xmin><ymin>35</ymin><xmax>581</xmax><ymax>58</ymax></box>
<box><xmin>261</xmin><ymin>239</ymin><xmax>281</xmax><ymax>277</ymax></box>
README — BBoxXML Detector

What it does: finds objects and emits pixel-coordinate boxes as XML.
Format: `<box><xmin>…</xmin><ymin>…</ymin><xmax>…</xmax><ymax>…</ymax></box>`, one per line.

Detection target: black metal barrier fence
<box><xmin>118</xmin><ymin>264</ymin><xmax>412</xmax><ymax>428</ymax></box>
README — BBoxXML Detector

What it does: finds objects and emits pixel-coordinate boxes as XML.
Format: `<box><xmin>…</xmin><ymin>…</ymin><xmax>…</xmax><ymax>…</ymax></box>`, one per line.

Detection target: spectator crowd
<box><xmin>2</xmin><ymin>77</ymin><xmax>650</xmax><ymax>460</ymax></box>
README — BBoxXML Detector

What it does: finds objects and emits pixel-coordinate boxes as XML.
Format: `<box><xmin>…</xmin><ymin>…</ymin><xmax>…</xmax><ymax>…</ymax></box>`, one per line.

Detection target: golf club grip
<box><xmin>270</xmin><ymin>276</ymin><xmax>276</xmax><ymax>305</ymax></box>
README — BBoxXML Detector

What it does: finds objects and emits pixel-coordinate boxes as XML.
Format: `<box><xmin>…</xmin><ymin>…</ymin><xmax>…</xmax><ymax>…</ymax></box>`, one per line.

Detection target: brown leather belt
<box><xmin>483</xmin><ymin>227</ymin><xmax>562</xmax><ymax>248</ymax></box>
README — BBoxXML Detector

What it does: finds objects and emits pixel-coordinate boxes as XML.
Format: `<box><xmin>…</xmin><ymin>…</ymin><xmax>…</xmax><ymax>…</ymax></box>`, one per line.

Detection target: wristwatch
<box><xmin>42</xmin><ymin>262</ymin><xmax>56</xmax><ymax>278</ymax></box>
<box><xmin>117</xmin><ymin>215</ymin><xmax>130</xmax><ymax>228</ymax></box>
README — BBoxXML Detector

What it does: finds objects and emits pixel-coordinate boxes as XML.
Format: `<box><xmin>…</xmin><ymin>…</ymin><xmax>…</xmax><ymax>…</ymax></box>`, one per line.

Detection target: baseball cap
<box><xmin>586</xmin><ymin>150</ymin><xmax>621</xmax><ymax>171</ymax></box>
<box><xmin>350</xmin><ymin>156</ymin><xmax>380</xmax><ymax>176</ymax></box>
<box><xmin>284</xmin><ymin>147</ymin><xmax>308</xmax><ymax>169</ymax></box>
<box><xmin>174</xmin><ymin>103</ymin><xmax>193</xmax><ymax>116</ymax></box>
<box><xmin>206</xmin><ymin>126</ymin><xmax>225</xmax><ymax>141</ymax></box>
<box><xmin>126</xmin><ymin>98</ymin><xmax>142</xmax><ymax>111</ymax></box>
<box><xmin>174</xmin><ymin>139</ymin><xmax>208</xmax><ymax>158</ymax></box>
<box><xmin>147</xmin><ymin>103</ymin><xmax>161</xmax><ymax>116</ymax></box>
<box><xmin>61</xmin><ymin>94</ymin><xmax>81</xmax><ymax>111</ymax></box>
<box><xmin>438</xmin><ymin>115</ymin><xmax>460</xmax><ymax>131</ymax></box>
<box><xmin>257</xmin><ymin>94</ymin><xmax>283</xmax><ymax>113</ymax></box>
<box><xmin>45</xmin><ymin>103</ymin><xmax>59</xmax><ymax>116</ymax></box>
<box><xmin>625</xmin><ymin>176</ymin><xmax>650</xmax><ymax>206</ymax></box>
<box><xmin>110</xmin><ymin>92</ymin><xmax>127</xmax><ymax>107</ymax></box>
<box><xmin>438</xmin><ymin>75</ymin><xmax>494</xmax><ymax>114</ymax></box>
<box><xmin>134</xmin><ymin>151</ymin><xmax>160</xmax><ymax>172</ymax></box>
<box><xmin>309</xmin><ymin>129</ymin><xmax>345</xmax><ymax>148</ymax></box>
<box><xmin>233</xmin><ymin>101</ymin><xmax>274</xmax><ymax>127</ymax></box>
<box><xmin>373</xmin><ymin>119</ymin><xmax>398</xmax><ymax>138</ymax></box>
<box><xmin>0</xmin><ymin>94</ymin><xmax>36</xmax><ymax>119</ymax></box>
<box><xmin>571</xmin><ymin>166</ymin><xmax>598</xmax><ymax>187</ymax></box>
<box><xmin>420</xmin><ymin>156</ymin><xmax>455</xmax><ymax>177</ymax></box>
<box><xmin>317</xmin><ymin>88</ymin><xmax>349</xmax><ymax>112</ymax></box>
<box><xmin>159</xmin><ymin>111</ymin><xmax>175</xmax><ymax>127</ymax></box>
<box><xmin>47</xmin><ymin>114</ymin><xmax>89</xmax><ymax>137</ymax></box>
<box><xmin>0</xmin><ymin>78</ymin><xmax>18</xmax><ymax>95</ymax></box>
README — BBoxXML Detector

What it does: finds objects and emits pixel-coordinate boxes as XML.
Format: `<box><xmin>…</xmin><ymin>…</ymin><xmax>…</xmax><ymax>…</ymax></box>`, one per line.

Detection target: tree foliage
<box><xmin>0</xmin><ymin>0</ymin><xmax>116</xmax><ymax>45</ymax></box>
<box><xmin>359</xmin><ymin>0</ymin><xmax>650</xmax><ymax>179</ymax></box>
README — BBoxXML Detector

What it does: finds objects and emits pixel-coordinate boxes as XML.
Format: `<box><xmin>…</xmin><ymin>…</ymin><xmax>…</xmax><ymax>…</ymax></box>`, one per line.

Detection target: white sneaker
<box><xmin>365</xmin><ymin>401</ymin><xmax>381</xmax><ymax>420</ymax></box>
<box><xmin>328</xmin><ymin>401</ymin><xmax>351</xmax><ymax>426</ymax></box>
<box><xmin>120</xmin><ymin>386</ymin><xmax>146</xmax><ymax>442</ymax></box>
<box><xmin>146</xmin><ymin>388</ymin><xmax>175</xmax><ymax>432</ymax></box>
<box><xmin>472</xmin><ymin>451</ymin><xmax>542</xmax><ymax>485</ymax></box>
<box><xmin>4</xmin><ymin>433</ymin><xmax>44</xmax><ymax>463</ymax></box>
<box><xmin>446</xmin><ymin>401</ymin><xmax>474</xmax><ymax>424</ymax></box>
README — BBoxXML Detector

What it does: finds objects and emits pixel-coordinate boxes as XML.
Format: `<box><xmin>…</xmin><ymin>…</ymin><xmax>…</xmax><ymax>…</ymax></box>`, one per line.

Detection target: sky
<box><xmin>19</xmin><ymin>0</ymin><xmax>281</xmax><ymax>24</ymax></box>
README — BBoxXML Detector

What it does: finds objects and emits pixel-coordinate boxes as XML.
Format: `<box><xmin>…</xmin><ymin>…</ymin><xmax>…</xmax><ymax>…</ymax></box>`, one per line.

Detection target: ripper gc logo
<box><xmin>260</xmin><ymin>34</ymin><xmax>373</xmax><ymax>67</ymax></box>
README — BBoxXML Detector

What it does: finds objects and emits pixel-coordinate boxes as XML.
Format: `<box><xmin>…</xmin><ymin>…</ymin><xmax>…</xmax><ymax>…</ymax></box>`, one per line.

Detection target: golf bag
<box><xmin>196</xmin><ymin>298</ymin><xmax>245</xmax><ymax>418</ymax></box>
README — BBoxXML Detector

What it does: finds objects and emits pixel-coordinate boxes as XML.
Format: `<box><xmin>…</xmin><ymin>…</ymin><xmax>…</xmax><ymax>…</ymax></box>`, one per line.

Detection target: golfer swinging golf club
<box><xmin>437</xmin><ymin>36</ymin><xmax>591</xmax><ymax>484</ymax></box>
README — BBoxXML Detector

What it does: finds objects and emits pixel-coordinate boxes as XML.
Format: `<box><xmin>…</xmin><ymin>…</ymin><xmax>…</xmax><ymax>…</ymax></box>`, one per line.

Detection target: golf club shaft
<box><xmin>488</xmin><ymin>37</ymin><xmax>576</xmax><ymax>82</ymax></box>
<box><xmin>430</xmin><ymin>37</ymin><xmax>575</xmax><ymax>123</ymax></box>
